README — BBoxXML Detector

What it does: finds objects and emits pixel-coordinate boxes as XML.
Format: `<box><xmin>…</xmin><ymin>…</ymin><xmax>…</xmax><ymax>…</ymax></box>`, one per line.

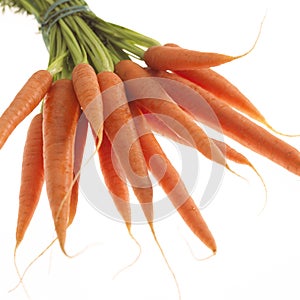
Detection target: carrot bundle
<box><xmin>2</xmin><ymin>43</ymin><xmax>299</xmax><ymax>260</ymax></box>
<box><xmin>1</xmin><ymin>3</ymin><xmax>300</xmax><ymax>296</ymax></box>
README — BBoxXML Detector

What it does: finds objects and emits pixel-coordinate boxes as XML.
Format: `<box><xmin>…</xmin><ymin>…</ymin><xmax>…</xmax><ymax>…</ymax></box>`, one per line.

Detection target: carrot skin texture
<box><xmin>131</xmin><ymin>104</ymin><xmax>217</xmax><ymax>252</ymax></box>
<box><xmin>0</xmin><ymin>70</ymin><xmax>52</xmax><ymax>149</ymax></box>
<box><xmin>72</xmin><ymin>63</ymin><xmax>103</xmax><ymax>140</ymax></box>
<box><xmin>43</xmin><ymin>79</ymin><xmax>81</xmax><ymax>250</ymax></box>
<box><xmin>152</xmin><ymin>70</ymin><xmax>300</xmax><ymax>175</ymax></box>
<box><xmin>97</xmin><ymin>71</ymin><xmax>153</xmax><ymax>223</ymax></box>
<box><xmin>16</xmin><ymin>113</ymin><xmax>44</xmax><ymax>248</ymax></box>
<box><xmin>175</xmin><ymin>68</ymin><xmax>267</xmax><ymax>123</ymax></box>
<box><xmin>143</xmin><ymin>45</ymin><xmax>237</xmax><ymax>71</ymax></box>
<box><xmin>97</xmin><ymin>132</ymin><xmax>131</xmax><ymax>228</ymax></box>
<box><xmin>68</xmin><ymin>112</ymin><xmax>88</xmax><ymax>226</ymax></box>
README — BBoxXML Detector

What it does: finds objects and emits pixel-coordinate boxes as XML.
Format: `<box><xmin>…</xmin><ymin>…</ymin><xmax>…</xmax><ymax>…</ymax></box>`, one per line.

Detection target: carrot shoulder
<box><xmin>15</xmin><ymin>113</ymin><xmax>44</xmax><ymax>249</ymax></box>
<box><xmin>0</xmin><ymin>70</ymin><xmax>52</xmax><ymax>149</ymax></box>
<box><xmin>43</xmin><ymin>79</ymin><xmax>81</xmax><ymax>251</ymax></box>
<box><xmin>72</xmin><ymin>63</ymin><xmax>103</xmax><ymax>141</ymax></box>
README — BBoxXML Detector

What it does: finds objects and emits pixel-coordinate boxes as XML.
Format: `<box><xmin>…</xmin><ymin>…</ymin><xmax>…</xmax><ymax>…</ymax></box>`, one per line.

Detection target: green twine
<box><xmin>41</xmin><ymin>0</ymin><xmax>89</xmax><ymax>34</ymax></box>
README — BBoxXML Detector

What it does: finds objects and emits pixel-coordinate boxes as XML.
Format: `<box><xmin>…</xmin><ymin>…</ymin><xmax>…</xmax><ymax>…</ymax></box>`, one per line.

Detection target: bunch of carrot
<box><xmin>1</xmin><ymin>0</ymin><xmax>300</xmax><ymax>292</ymax></box>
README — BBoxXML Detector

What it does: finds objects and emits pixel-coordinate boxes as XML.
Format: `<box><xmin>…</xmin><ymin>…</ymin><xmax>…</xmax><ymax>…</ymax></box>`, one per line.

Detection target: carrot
<box><xmin>144</xmin><ymin>19</ymin><xmax>263</xmax><ymax>72</ymax></box>
<box><xmin>72</xmin><ymin>63</ymin><xmax>103</xmax><ymax>142</ymax></box>
<box><xmin>43</xmin><ymin>79</ymin><xmax>81</xmax><ymax>252</ymax></box>
<box><xmin>0</xmin><ymin>70</ymin><xmax>52</xmax><ymax>149</ymax></box>
<box><xmin>15</xmin><ymin>113</ymin><xmax>44</xmax><ymax>249</ymax></box>
<box><xmin>163</xmin><ymin>43</ymin><xmax>264</xmax><ymax>121</ymax></box>
<box><xmin>97</xmin><ymin>70</ymin><xmax>153</xmax><ymax>225</ymax></box>
<box><xmin>150</xmin><ymin>70</ymin><xmax>300</xmax><ymax>176</ymax></box>
<box><xmin>114</xmin><ymin>60</ymin><xmax>227</xmax><ymax>167</ymax></box>
<box><xmin>68</xmin><ymin>112</ymin><xmax>88</xmax><ymax>226</ymax></box>
<box><xmin>97</xmin><ymin>131</ymin><xmax>131</xmax><ymax>231</ymax></box>
<box><xmin>143</xmin><ymin>45</ymin><xmax>250</xmax><ymax>71</ymax></box>
<box><xmin>130</xmin><ymin>103</ymin><xmax>217</xmax><ymax>253</ymax></box>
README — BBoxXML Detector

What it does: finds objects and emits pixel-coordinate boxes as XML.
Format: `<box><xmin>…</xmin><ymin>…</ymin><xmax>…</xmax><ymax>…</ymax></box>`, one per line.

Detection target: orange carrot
<box><xmin>131</xmin><ymin>103</ymin><xmax>217</xmax><ymax>253</ymax></box>
<box><xmin>43</xmin><ymin>79</ymin><xmax>81</xmax><ymax>251</ymax></box>
<box><xmin>163</xmin><ymin>43</ymin><xmax>266</xmax><ymax>123</ymax></box>
<box><xmin>72</xmin><ymin>63</ymin><xmax>103</xmax><ymax>141</ymax></box>
<box><xmin>97</xmin><ymin>70</ymin><xmax>153</xmax><ymax>225</ymax></box>
<box><xmin>15</xmin><ymin>113</ymin><xmax>44</xmax><ymax>249</ymax></box>
<box><xmin>114</xmin><ymin>60</ymin><xmax>227</xmax><ymax>167</ymax></box>
<box><xmin>0</xmin><ymin>70</ymin><xmax>52</xmax><ymax>149</ymax></box>
<box><xmin>68</xmin><ymin>112</ymin><xmax>88</xmax><ymax>226</ymax></box>
<box><xmin>97</xmin><ymin>131</ymin><xmax>131</xmax><ymax>230</ymax></box>
<box><xmin>143</xmin><ymin>45</ymin><xmax>248</xmax><ymax>71</ymax></box>
<box><xmin>150</xmin><ymin>70</ymin><xmax>300</xmax><ymax>176</ymax></box>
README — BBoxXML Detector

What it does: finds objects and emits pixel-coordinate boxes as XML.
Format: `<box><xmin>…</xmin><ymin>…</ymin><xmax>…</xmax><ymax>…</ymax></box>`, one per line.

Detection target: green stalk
<box><xmin>1</xmin><ymin>0</ymin><xmax>161</xmax><ymax>78</ymax></box>
<box><xmin>58</xmin><ymin>18</ymin><xmax>85</xmax><ymax>66</ymax></box>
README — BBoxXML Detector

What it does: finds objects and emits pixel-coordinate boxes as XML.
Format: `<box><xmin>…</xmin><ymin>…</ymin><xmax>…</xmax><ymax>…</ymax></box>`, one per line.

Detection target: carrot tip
<box><xmin>265</xmin><ymin>122</ymin><xmax>300</xmax><ymax>138</ymax></box>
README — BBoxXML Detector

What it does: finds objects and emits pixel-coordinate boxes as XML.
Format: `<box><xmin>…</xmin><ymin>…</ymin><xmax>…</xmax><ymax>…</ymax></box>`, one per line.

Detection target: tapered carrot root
<box><xmin>15</xmin><ymin>113</ymin><xmax>44</xmax><ymax>249</ymax></box>
<box><xmin>144</xmin><ymin>45</ymin><xmax>241</xmax><ymax>71</ymax></box>
<box><xmin>97</xmin><ymin>132</ymin><xmax>131</xmax><ymax>230</ymax></box>
<box><xmin>68</xmin><ymin>112</ymin><xmax>88</xmax><ymax>226</ymax></box>
<box><xmin>0</xmin><ymin>70</ymin><xmax>52</xmax><ymax>149</ymax></box>
<box><xmin>151</xmin><ymin>70</ymin><xmax>300</xmax><ymax>176</ymax></box>
<box><xmin>131</xmin><ymin>103</ymin><xmax>217</xmax><ymax>253</ymax></box>
<box><xmin>144</xmin><ymin>19</ymin><xmax>263</xmax><ymax>72</ymax></box>
<box><xmin>97</xmin><ymin>70</ymin><xmax>153</xmax><ymax>224</ymax></box>
<box><xmin>43</xmin><ymin>79</ymin><xmax>81</xmax><ymax>252</ymax></box>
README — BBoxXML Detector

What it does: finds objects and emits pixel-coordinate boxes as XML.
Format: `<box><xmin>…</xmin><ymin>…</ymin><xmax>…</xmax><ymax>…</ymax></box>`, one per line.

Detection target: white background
<box><xmin>1</xmin><ymin>0</ymin><xmax>300</xmax><ymax>299</ymax></box>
